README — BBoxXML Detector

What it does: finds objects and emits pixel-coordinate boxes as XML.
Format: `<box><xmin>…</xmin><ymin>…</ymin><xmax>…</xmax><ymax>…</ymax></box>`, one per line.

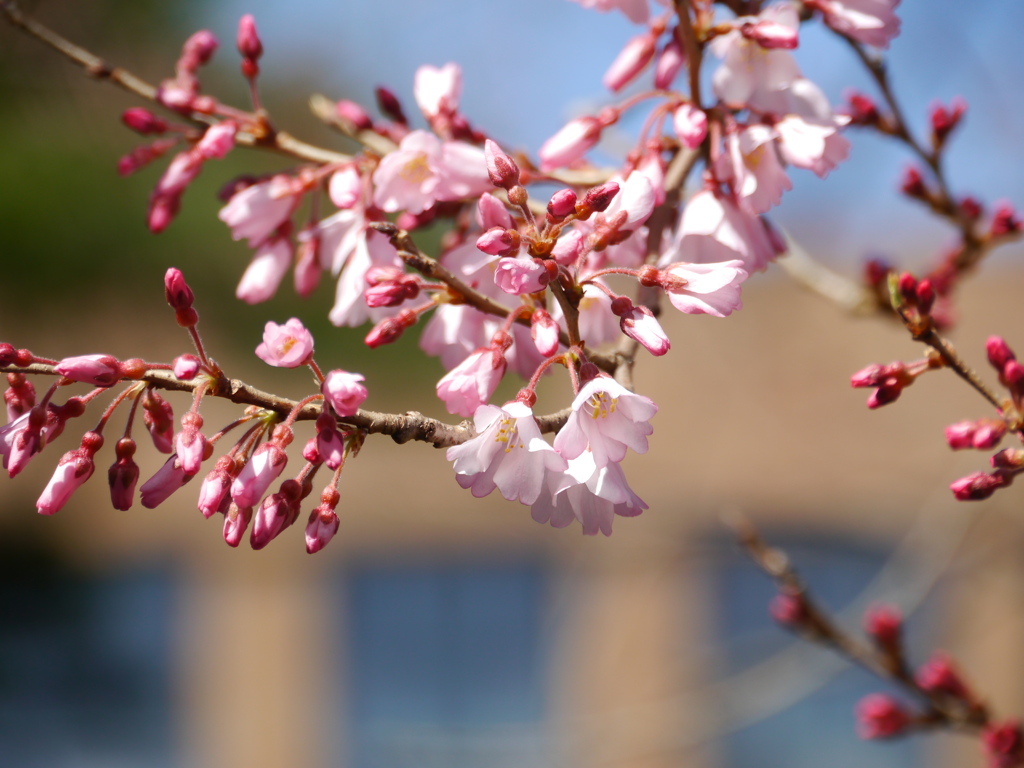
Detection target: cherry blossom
<box><xmin>255</xmin><ymin>318</ymin><xmax>315</xmax><ymax>368</ymax></box>
<box><xmin>554</xmin><ymin>375</ymin><xmax>658</xmax><ymax>469</ymax></box>
<box><xmin>662</xmin><ymin>260</ymin><xmax>749</xmax><ymax>317</ymax></box>
<box><xmin>447</xmin><ymin>401</ymin><xmax>567</xmax><ymax>505</ymax></box>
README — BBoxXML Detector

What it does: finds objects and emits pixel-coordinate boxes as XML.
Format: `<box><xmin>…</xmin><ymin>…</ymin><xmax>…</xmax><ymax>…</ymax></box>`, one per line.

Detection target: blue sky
<box><xmin>202</xmin><ymin>0</ymin><xmax>1024</xmax><ymax>270</ymax></box>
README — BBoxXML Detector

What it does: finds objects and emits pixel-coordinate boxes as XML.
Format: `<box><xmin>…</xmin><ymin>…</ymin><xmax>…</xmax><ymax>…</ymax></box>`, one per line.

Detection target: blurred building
<box><xmin>3</xmin><ymin>271</ymin><xmax>1024</xmax><ymax>768</ymax></box>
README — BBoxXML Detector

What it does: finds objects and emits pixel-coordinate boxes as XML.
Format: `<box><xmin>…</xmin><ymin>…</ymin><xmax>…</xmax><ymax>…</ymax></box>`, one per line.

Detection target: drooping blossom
<box><xmin>662</xmin><ymin>260</ymin><xmax>749</xmax><ymax>317</ymax></box>
<box><xmin>554</xmin><ymin>375</ymin><xmax>658</xmax><ymax>469</ymax></box>
<box><xmin>494</xmin><ymin>257</ymin><xmax>551</xmax><ymax>295</ymax></box>
<box><xmin>811</xmin><ymin>0</ymin><xmax>901</xmax><ymax>49</ymax></box>
<box><xmin>661</xmin><ymin>188</ymin><xmax>781</xmax><ymax>272</ymax></box>
<box><xmin>603</xmin><ymin>30</ymin><xmax>658</xmax><ymax>92</ymax></box>
<box><xmin>140</xmin><ymin>454</ymin><xmax>195</xmax><ymax>508</ymax></box>
<box><xmin>448</xmin><ymin>401</ymin><xmax>568</xmax><ymax>505</ymax></box>
<box><xmin>673</xmin><ymin>102</ymin><xmax>708</xmax><ymax>149</ymax></box>
<box><xmin>219</xmin><ymin>176</ymin><xmax>298</xmax><ymax>247</ymax></box>
<box><xmin>236</xmin><ymin>235</ymin><xmax>292</xmax><ymax>304</ymax></box>
<box><xmin>775</xmin><ymin>114</ymin><xmax>851</xmax><ymax>178</ymax></box>
<box><xmin>231</xmin><ymin>442</ymin><xmax>288</xmax><ymax>509</ymax></box>
<box><xmin>531</xmin><ymin>451</ymin><xmax>647</xmax><ymax>536</ymax></box>
<box><xmin>306</xmin><ymin>498</ymin><xmax>341</xmax><ymax>554</ymax></box>
<box><xmin>255</xmin><ymin>318</ymin><xmax>315</xmax><ymax>368</ymax></box>
<box><xmin>538</xmin><ymin>117</ymin><xmax>604</xmax><ymax>172</ymax></box>
<box><xmin>322</xmin><ymin>370</ymin><xmax>368</xmax><ymax>417</ymax></box>
<box><xmin>36</xmin><ymin>432</ymin><xmax>103</xmax><ymax>515</ymax></box>
<box><xmin>436</xmin><ymin>346</ymin><xmax>506</xmax><ymax>418</ymax></box>
<box><xmin>372</xmin><ymin>130</ymin><xmax>489</xmax><ymax>215</ymax></box>
<box><xmin>414</xmin><ymin>62</ymin><xmax>462</xmax><ymax>123</ymax></box>
<box><xmin>716</xmin><ymin>124</ymin><xmax>792</xmax><ymax>214</ymax></box>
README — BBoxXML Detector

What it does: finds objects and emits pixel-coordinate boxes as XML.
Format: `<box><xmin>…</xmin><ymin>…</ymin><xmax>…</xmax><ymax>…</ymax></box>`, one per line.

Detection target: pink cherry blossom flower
<box><xmin>661</xmin><ymin>188</ymin><xmax>780</xmax><ymax>272</ymax></box>
<box><xmin>255</xmin><ymin>318</ymin><xmax>315</xmax><ymax>368</ymax></box>
<box><xmin>654</xmin><ymin>37</ymin><xmax>686</xmax><ymax>89</ymax></box>
<box><xmin>3</xmin><ymin>408</ymin><xmax>48</xmax><ymax>478</ymax></box>
<box><xmin>236</xmin><ymin>236</ymin><xmax>292</xmax><ymax>304</ymax></box>
<box><xmin>716</xmin><ymin>123</ymin><xmax>792</xmax><ymax>214</ymax></box>
<box><xmin>447</xmin><ymin>401</ymin><xmax>568</xmax><ymax>505</ymax></box>
<box><xmin>531</xmin><ymin>452</ymin><xmax>647</xmax><ymax>536</ymax></box>
<box><xmin>663</xmin><ymin>260</ymin><xmax>749</xmax><ymax>317</ymax></box>
<box><xmin>554</xmin><ymin>375</ymin><xmax>658</xmax><ymax>469</ymax></box>
<box><xmin>494</xmin><ymin>257</ymin><xmax>550</xmax><ymax>295</ymax></box>
<box><xmin>322</xmin><ymin>370</ymin><xmax>368</xmax><ymax>417</ymax></box>
<box><xmin>218</xmin><ymin>176</ymin><xmax>298</xmax><ymax>247</ymax></box>
<box><xmin>316</xmin><ymin>411</ymin><xmax>346</xmax><ymax>470</ymax></box>
<box><xmin>195</xmin><ymin>121</ymin><xmax>237</xmax><ymax>159</ymax></box>
<box><xmin>775</xmin><ymin>114</ymin><xmax>851</xmax><ymax>178</ymax></box>
<box><xmin>372</xmin><ymin>130</ymin><xmax>488</xmax><ymax>214</ymax></box>
<box><xmin>531</xmin><ymin>309</ymin><xmax>560</xmax><ymax>357</ymax></box>
<box><xmin>437</xmin><ymin>347</ymin><xmax>507</xmax><ymax>418</ymax></box>
<box><xmin>414</xmin><ymin>62</ymin><xmax>462</xmax><ymax>122</ymax></box>
<box><xmin>231</xmin><ymin>442</ymin><xmax>288</xmax><ymax>509</ymax></box>
<box><xmin>174</xmin><ymin>414</ymin><xmax>207</xmax><ymax>476</ymax></box>
<box><xmin>812</xmin><ymin>0</ymin><xmax>901</xmax><ymax>49</ymax></box>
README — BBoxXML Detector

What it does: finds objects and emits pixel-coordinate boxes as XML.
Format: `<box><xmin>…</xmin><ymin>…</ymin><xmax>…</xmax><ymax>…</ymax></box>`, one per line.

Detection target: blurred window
<box><xmin>0</xmin><ymin>551</ymin><xmax>176</xmax><ymax>768</ymax></box>
<box><xmin>346</xmin><ymin>562</ymin><xmax>547</xmax><ymax>768</ymax></box>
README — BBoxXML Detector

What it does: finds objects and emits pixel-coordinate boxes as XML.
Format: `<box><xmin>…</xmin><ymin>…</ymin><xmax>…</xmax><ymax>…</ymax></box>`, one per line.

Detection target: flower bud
<box><xmin>476</xmin><ymin>227</ymin><xmax>521</xmax><ymax>257</ymax></box>
<box><xmin>140</xmin><ymin>454</ymin><xmax>195</xmax><ymax>508</ymax></box>
<box><xmin>236</xmin><ymin>14</ymin><xmax>263</xmax><ymax>62</ymax></box>
<box><xmin>855</xmin><ymin>694</ymin><xmax>911</xmax><ymax>740</ymax></box>
<box><xmin>576</xmin><ymin>182</ymin><xmax>620</xmax><ymax>219</ymax></box>
<box><xmin>740</xmin><ymin>17</ymin><xmax>798</xmax><ymax>49</ymax></box>
<box><xmin>530</xmin><ymin>309</ymin><xmax>560</xmax><ymax>357</ymax></box>
<box><xmin>484</xmin><ymin>139</ymin><xmax>520</xmax><ymax>189</ymax></box>
<box><xmin>900</xmin><ymin>166</ymin><xmax>926</xmax><ymax>198</ymax></box>
<box><xmin>55</xmin><ymin>354</ymin><xmax>121</xmax><ymax>388</ymax></box>
<box><xmin>539</xmin><ymin>117</ymin><xmax>604</xmax><ymax>172</ymax></box>
<box><xmin>654</xmin><ymin>36</ymin><xmax>685</xmax><ymax>89</ymax></box>
<box><xmin>222</xmin><ymin>503</ymin><xmax>253</xmax><ymax>548</ymax></box>
<box><xmin>322</xmin><ymin>370</ymin><xmax>368</xmax><ymax>417</ymax></box>
<box><xmin>164</xmin><ymin>267</ymin><xmax>195</xmax><ymax>311</ymax></box>
<box><xmin>930</xmin><ymin>97</ymin><xmax>966</xmax><ymax>146</ymax></box>
<box><xmin>672</xmin><ymin>102</ymin><xmax>708</xmax><ymax>149</ymax></box>
<box><xmin>769</xmin><ymin>592</ymin><xmax>807</xmax><ymax>626</ymax></box>
<box><xmin>173</xmin><ymin>354</ymin><xmax>201</xmax><ymax>380</ymax></box>
<box><xmin>108</xmin><ymin>437</ymin><xmax>140</xmax><ymax>511</ymax></box>
<box><xmin>991</xmin><ymin>202</ymin><xmax>1022</xmax><ymax>237</ymax></box>
<box><xmin>915</xmin><ymin>651</ymin><xmax>972</xmax><ymax>699</ymax></box>
<box><xmin>546</xmin><ymin>189</ymin><xmax>578</xmax><ymax>220</ymax></box>
<box><xmin>863</xmin><ymin>603</ymin><xmax>902</xmax><ymax>648</ymax></box>
<box><xmin>375</xmin><ymin>86</ymin><xmax>408</xmax><ymax>125</ymax></box>
<box><xmin>335</xmin><ymin>99</ymin><xmax>373</xmax><ymax>131</ymax></box>
<box><xmin>121</xmin><ymin>108</ymin><xmax>168</xmax><ymax>135</ymax></box>
<box><xmin>982</xmin><ymin>721</ymin><xmax>1024</xmax><ymax>768</ymax></box>
<box><xmin>603</xmin><ymin>31</ymin><xmax>657</xmax><ymax>92</ymax></box>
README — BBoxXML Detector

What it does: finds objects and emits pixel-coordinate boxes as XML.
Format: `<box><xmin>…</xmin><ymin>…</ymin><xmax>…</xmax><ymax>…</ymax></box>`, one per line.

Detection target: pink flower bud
<box><xmin>900</xmin><ymin>166</ymin><xmax>926</xmax><ymax>198</ymax></box>
<box><xmin>223</xmin><ymin>503</ymin><xmax>253</xmax><ymax>548</ymax></box>
<box><xmin>182</xmin><ymin>29</ymin><xmax>219</xmax><ymax>67</ymax></box>
<box><xmin>335</xmin><ymin>99</ymin><xmax>373</xmax><ymax>131</ymax></box>
<box><xmin>614</xmin><ymin>300</ymin><xmax>670</xmax><ymax>356</ymax></box>
<box><xmin>316</xmin><ymin>411</ymin><xmax>346</xmax><ymax>470</ymax></box>
<box><xmin>306</xmin><ymin>505</ymin><xmax>341</xmax><ymax>554</ymax></box>
<box><xmin>740</xmin><ymin>18</ymin><xmax>799</xmax><ymax>49</ymax></box>
<box><xmin>539</xmin><ymin>117</ymin><xmax>604</xmax><ymax>172</ymax></box>
<box><xmin>231</xmin><ymin>442</ymin><xmax>288</xmax><ymax>509</ymax></box>
<box><xmin>494</xmin><ymin>257</ymin><xmax>551</xmax><ymax>295</ymax></box>
<box><xmin>983</xmin><ymin>721</ymin><xmax>1024</xmax><ymax>768</ymax></box>
<box><xmin>951</xmin><ymin>470</ymin><xmax>1010</xmax><ymax>501</ymax></box>
<box><xmin>991</xmin><ymin>202</ymin><xmax>1022</xmax><ymax>237</ymax></box>
<box><xmin>863</xmin><ymin>603</ymin><xmax>902</xmax><ymax>648</ymax></box>
<box><xmin>108</xmin><ymin>437</ymin><xmax>140</xmax><ymax>511</ymax></box>
<box><xmin>142</xmin><ymin>391</ymin><xmax>175</xmax><ymax>454</ymax></box>
<box><xmin>484</xmin><ymin>139</ymin><xmax>520</xmax><ymax>189</ymax></box>
<box><xmin>547</xmin><ymin>189</ymin><xmax>578</xmax><ymax>220</ymax></box>
<box><xmin>375</xmin><ymin>86</ymin><xmax>408</xmax><ymax>125</ymax></box>
<box><xmin>603</xmin><ymin>31</ymin><xmax>657</xmax><ymax>92</ymax></box>
<box><xmin>552</xmin><ymin>229</ymin><xmax>585</xmax><ymax>266</ymax></box>
<box><xmin>477</xmin><ymin>192</ymin><xmax>514</xmax><ymax>230</ymax></box>
<box><xmin>855</xmin><ymin>694</ymin><xmax>911</xmax><ymax>740</ymax></box>
<box><xmin>654</xmin><ymin>36</ymin><xmax>685</xmax><ymax>89</ymax></box>
<box><xmin>672</xmin><ymin>103</ymin><xmax>708</xmax><ymax>149</ymax></box>
<box><xmin>530</xmin><ymin>309</ymin><xmax>560</xmax><ymax>357</ymax></box>
<box><xmin>173</xmin><ymin>354</ymin><xmax>201</xmax><ymax>380</ymax></box>
<box><xmin>476</xmin><ymin>227</ymin><xmax>521</xmax><ymax>257</ymax></box>
<box><xmin>5</xmin><ymin>373</ymin><xmax>36</xmax><ymax>423</ymax></box>
<box><xmin>251</xmin><ymin>479</ymin><xmax>302</xmax><ymax>550</ymax></box>
<box><xmin>140</xmin><ymin>454</ymin><xmax>195</xmax><ymax>508</ymax></box>
<box><xmin>121</xmin><ymin>108</ymin><xmax>168</xmax><ymax>135</ymax></box>
<box><xmin>844</xmin><ymin>90</ymin><xmax>880</xmax><ymax>126</ymax></box>
<box><xmin>164</xmin><ymin>267</ymin><xmax>195</xmax><ymax>311</ymax></box>
<box><xmin>576</xmin><ymin>182</ymin><xmax>620</xmax><ymax>218</ymax></box>
<box><xmin>198</xmin><ymin>455</ymin><xmax>239</xmax><ymax>518</ymax></box>
<box><xmin>55</xmin><ymin>354</ymin><xmax>121</xmax><ymax>388</ymax></box>
<box><xmin>236</xmin><ymin>14</ymin><xmax>263</xmax><ymax>61</ymax></box>
<box><xmin>36</xmin><ymin>431</ymin><xmax>102</xmax><ymax>515</ymax></box>
<box><xmin>175</xmin><ymin>412</ymin><xmax>207</xmax><ymax>476</ymax></box>
<box><xmin>769</xmin><ymin>592</ymin><xmax>807</xmax><ymax>626</ymax></box>
<box><xmin>945</xmin><ymin>420</ymin><xmax>977</xmax><ymax>450</ymax></box>
<box><xmin>365</xmin><ymin>310</ymin><xmax>416</xmax><ymax>348</ymax></box>
<box><xmin>322</xmin><ymin>370</ymin><xmax>368</xmax><ymax>417</ymax></box>
<box><xmin>930</xmin><ymin>97</ymin><xmax>966</xmax><ymax>145</ymax></box>
<box><xmin>991</xmin><ymin>448</ymin><xmax>1024</xmax><ymax>470</ymax></box>
<box><xmin>293</xmin><ymin>236</ymin><xmax>322</xmax><ymax>299</ymax></box>
<box><xmin>915</xmin><ymin>651</ymin><xmax>972</xmax><ymax>700</ymax></box>
<box><xmin>195</xmin><ymin>121</ymin><xmax>237</xmax><ymax>160</ymax></box>
<box><xmin>255</xmin><ymin>318</ymin><xmax>315</xmax><ymax>368</ymax></box>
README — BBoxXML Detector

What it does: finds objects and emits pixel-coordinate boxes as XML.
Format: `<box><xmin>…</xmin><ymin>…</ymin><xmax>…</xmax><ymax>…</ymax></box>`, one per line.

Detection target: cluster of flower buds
<box><xmin>850</xmin><ymin>356</ymin><xmax>939</xmax><ymax>409</ymax></box>
<box><xmin>1</xmin><ymin>270</ymin><xmax>372</xmax><ymax>554</ymax></box>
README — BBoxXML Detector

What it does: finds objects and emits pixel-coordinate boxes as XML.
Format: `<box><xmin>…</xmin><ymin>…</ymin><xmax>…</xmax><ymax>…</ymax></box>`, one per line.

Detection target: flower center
<box><xmin>400</xmin><ymin>153</ymin><xmax>432</xmax><ymax>184</ymax></box>
<box><xmin>587</xmin><ymin>392</ymin><xmax>618</xmax><ymax>420</ymax></box>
